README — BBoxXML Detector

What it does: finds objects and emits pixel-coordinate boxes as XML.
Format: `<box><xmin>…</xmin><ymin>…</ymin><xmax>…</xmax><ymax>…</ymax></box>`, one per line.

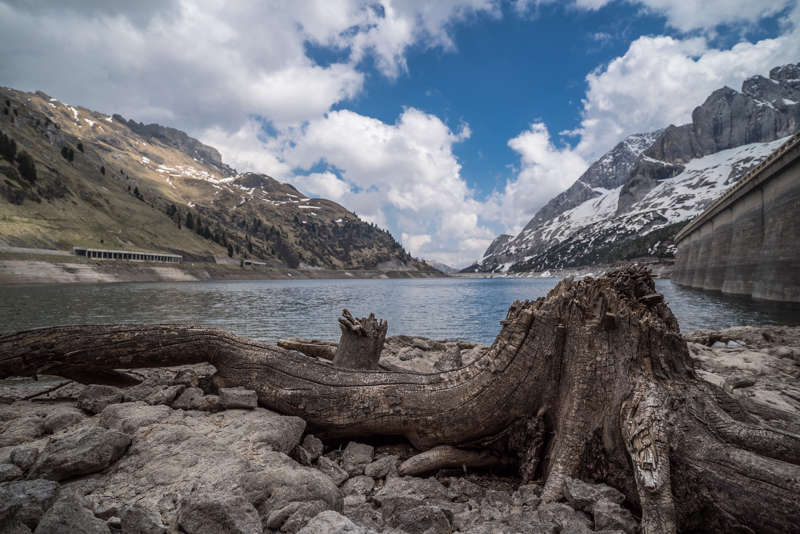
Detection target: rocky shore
<box><xmin>1</xmin><ymin>327</ymin><xmax>798</xmax><ymax>533</ymax></box>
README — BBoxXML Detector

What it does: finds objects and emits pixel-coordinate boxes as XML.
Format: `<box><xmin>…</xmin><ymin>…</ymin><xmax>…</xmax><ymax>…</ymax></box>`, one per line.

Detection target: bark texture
<box><xmin>1</xmin><ymin>266</ymin><xmax>799</xmax><ymax>533</ymax></box>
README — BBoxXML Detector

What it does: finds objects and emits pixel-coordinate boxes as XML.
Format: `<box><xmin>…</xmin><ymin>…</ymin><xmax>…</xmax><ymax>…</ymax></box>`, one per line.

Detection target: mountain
<box><xmin>421</xmin><ymin>258</ymin><xmax>459</xmax><ymax>274</ymax></box>
<box><xmin>467</xmin><ymin>62</ymin><xmax>800</xmax><ymax>273</ymax></box>
<box><xmin>0</xmin><ymin>87</ymin><xmax>432</xmax><ymax>272</ymax></box>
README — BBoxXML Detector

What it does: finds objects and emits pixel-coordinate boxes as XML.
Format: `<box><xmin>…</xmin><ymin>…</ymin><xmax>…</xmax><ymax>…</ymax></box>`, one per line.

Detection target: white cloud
<box><xmin>485</xmin><ymin>123</ymin><xmax>589</xmax><ymax>235</ymax></box>
<box><xmin>0</xmin><ymin>0</ymin><xmax>495</xmax><ymax>130</ymax></box>
<box><xmin>567</xmin><ymin>30</ymin><xmax>800</xmax><ymax>161</ymax></box>
<box><xmin>206</xmin><ymin>107</ymin><xmax>495</xmax><ymax>267</ymax></box>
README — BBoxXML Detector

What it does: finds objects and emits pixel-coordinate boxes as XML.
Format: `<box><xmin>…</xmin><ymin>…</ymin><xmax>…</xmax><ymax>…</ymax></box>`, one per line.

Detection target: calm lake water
<box><xmin>1</xmin><ymin>277</ymin><xmax>799</xmax><ymax>345</ymax></box>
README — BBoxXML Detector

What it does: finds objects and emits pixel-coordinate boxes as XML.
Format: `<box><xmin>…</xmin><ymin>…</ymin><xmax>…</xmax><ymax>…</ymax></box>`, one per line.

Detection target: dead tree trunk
<box><xmin>331</xmin><ymin>309</ymin><xmax>387</xmax><ymax>370</ymax></box>
<box><xmin>1</xmin><ymin>266</ymin><xmax>799</xmax><ymax>533</ymax></box>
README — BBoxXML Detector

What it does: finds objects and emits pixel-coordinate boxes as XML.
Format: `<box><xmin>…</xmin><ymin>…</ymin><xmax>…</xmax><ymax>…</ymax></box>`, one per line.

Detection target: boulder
<box><xmin>219</xmin><ymin>388</ymin><xmax>258</xmax><ymax>410</ymax></box>
<box><xmin>144</xmin><ymin>385</ymin><xmax>185</xmax><ymax>407</ymax></box>
<box><xmin>177</xmin><ymin>492</ymin><xmax>262</xmax><ymax>534</ymax></box>
<box><xmin>172</xmin><ymin>369</ymin><xmax>199</xmax><ymax>388</ymax></box>
<box><xmin>170</xmin><ymin>388</ymin><xmax>206</xmax><ymax>411</ymax></box>
<box><xmin>372</xmin><ymin>476</ymin><xmax>453</xmax><ymax>519</ymax></box>
<box><xmin>43</xmin><ymin>410</ymin><xmax>85</xmax><ymax>434</ymax></box>
<box><xmin>537</xmin><ymin>502</ymin><xmax>592</xmax><ymax>530</ymax></box>
<box><xmin>0</xmin><ymin>416</ymin><xmax>45</xmax><ymax>447</ymax></box>
<box><xmin>448</xmin><ymin>477</ymin><xmax>485</xmax><ymax>502</ymax></box>
<box><xmin>340</xmin><ymin>476</ymin><xmax>375</xmax><ymax>497</ymax></box>
<box><xmin>296</xmin><ymin>510</ymin><xmax>364</xmax><ymax>534</ymax></box>
<box><xmin>120</xmin><ymin>503</ymin><xmax>167</xmax><ymax>534</ymax></box>
<box><xmin>10</xmin><ymin>446</ymin><xmax>39</xmax><ymax>472</ymax></box>
<box><xmin>340</xmin><ymin>442</ymin><xmax>374</xmax><ymax>476</ymax></box>
<box><xmin>388</xmin><ymin>505</ymin><xmax>451</xmax><ymax>534</ymax></box>
<box><xmin>317</xmin><ymin>457</ymin><xmax>349</xmax><ymax>486</ymax></box>
<box><xmin>295</xmin><ymin>434</ymin><xmax>323</xmax><ymax>466</ymax></box>
<box><xmin>27</xmin><ymin>427</ymin><xmax>131</xmax><ymax>481</ymax></box>
<box><xmin>0</xmin><ymin>479</ymin><xmax>60</xmax><ymax>530</ymax></box>
<box><xmin>77</xmin><ymin>385</ymin><xmax>124</xmax><ymax>414</ymax></box>
<box><xmin>33</xmin><ymin>495</ymin><xmax>111</xmax><ymax>534</ymax></box>
<box><xmin>592</xmin><ymin>499</ymin><xmax>638</xmax><ymax>534</ymax></box>
<box><xmin>562</xmin><ymin>477</ymin><xmax>625</xmax><ymax>512</ymax></box>
<box><xmin>0</xmin><ymin>463</ymin><xmax>23</xmax><ymax>482</ymax></box>
<box><xmin>122</xmin><ymin>381</ymin><xmax>161</xmax><ymax>404</ymax></box>
<box><xmin>99</xmin><ymin>403</ymin><xmax>173</xmax><ymax>435</ymax></box>
<box><xmin>363</xmin><ymin>455</ymin><xmax>398</xmax><ymax>479</ymax></box>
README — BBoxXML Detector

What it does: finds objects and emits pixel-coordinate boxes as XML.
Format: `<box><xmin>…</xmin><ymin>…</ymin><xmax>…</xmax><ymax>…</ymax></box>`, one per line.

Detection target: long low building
<box><xmin>73</xmin><ymin>247</ymin><xmax>182</xmax><ymax>263</ymax></box>
<box><xmin>672</xmin><ymin>131</ymin><xmax>800</xmax><ymax>302</ymax></box>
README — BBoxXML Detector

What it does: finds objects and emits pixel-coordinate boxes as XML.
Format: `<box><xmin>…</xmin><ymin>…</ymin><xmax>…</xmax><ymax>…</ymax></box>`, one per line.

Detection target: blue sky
<box><xmin>1</xmin><ymin>0</ymin><xmax>798</xmax><ymax>266</ymax></box>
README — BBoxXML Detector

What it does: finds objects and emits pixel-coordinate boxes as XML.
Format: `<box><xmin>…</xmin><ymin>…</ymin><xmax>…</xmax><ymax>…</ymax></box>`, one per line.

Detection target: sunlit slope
<box><xmin>0</xmin><ymin>87</ymin><xmax>426</xmax><ymax>270</ymax></box>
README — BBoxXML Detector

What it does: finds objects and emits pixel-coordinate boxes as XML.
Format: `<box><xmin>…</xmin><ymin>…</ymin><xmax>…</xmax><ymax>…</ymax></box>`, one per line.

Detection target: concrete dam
<box><xmin>672</xmin><ymin>132</ymin><xmax>800</xmax><ymax>302</ymax></box>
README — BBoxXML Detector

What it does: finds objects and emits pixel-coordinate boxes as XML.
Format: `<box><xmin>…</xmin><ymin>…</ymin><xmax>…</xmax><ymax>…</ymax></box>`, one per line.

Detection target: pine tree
<box><xmin>227</xmin><ymin>243</ymin><xmax>233</xmax><ymax>258</ymax></box>
<box><xmin>16</xmin><ymin>152</ymin><xmax>37</xmax><ymax>183</ymax></box>
<box><xmin>100</xmin><ymin>166</ymin><xmax>105</xmax><ymax>175</ymax></box>
<box><xmin>0</xmin><ymin>132</ymin><xmax>16</xmax><ymax>161</ymax></box>
<box><xmin>77</xmin><ymin>142</ymin><xmax>84</xmax><ymax>153</ymax></box>
<box><xmin>185</xmin><ymin>212</ymin><xmax>194</xmax><ymax>230</ymax></box>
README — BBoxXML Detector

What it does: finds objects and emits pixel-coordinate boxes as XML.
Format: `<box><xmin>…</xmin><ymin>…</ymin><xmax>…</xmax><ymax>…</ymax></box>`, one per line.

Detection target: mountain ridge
<box><xmin>467</xmin><ymin>62</ymin><xmax>800</xmax><ymax>273</ymax></box>
<box><xmin>0</xmin><ymin>87</ymin><xmax>434</xmax><ymax>273</ymax></box>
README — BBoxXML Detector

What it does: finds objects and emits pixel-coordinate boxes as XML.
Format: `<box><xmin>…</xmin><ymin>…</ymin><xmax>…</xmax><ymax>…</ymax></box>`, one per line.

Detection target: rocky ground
<box><xmin>1</xmin><ymin>329</ymin><xmax>798</xmax><ymax>533</ymax></box>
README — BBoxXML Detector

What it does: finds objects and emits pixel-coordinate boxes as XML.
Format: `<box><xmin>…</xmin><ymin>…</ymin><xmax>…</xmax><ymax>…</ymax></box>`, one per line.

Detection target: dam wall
<box><xmin>673</xmin><ymin>132</ymin><xmax>800</xmax><ymax>302</ymax></box>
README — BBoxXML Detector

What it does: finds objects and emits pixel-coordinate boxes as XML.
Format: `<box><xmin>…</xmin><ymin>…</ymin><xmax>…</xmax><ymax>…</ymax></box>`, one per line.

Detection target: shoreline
<box><xmin>0</xmin><ymin>252</ymin><xmax>446</xmax><ymax>285</ymax></box>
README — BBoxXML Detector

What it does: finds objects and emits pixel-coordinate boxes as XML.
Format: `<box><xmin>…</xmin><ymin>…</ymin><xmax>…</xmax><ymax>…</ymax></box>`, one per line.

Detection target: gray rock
<box><xmin>11</xmin><ymin>447</ymin><xmax>39</xmax><ymax>472</ymax></box>
<box><xmin>99</xmin><ymin>403</ymin><xmax>172</xmax><ymax>434</ymax></box>
<box><xmin>33</xmin><ymin>494</ymin><xmax>110</xmax><ymax>534</ymax></box>
<box><xmin>317</xmin><ymin>456</ymin><xmax>349</xmax><ymax>486</ymax></box>
<box><xmin>296</xmin><ymin>510</ymin><xmax>364</xmax><ymax>534</ymax></box>
<box><xmin>538</xmin><ymin>502</ymin><xmax>592</xmax><ymax>530</ymax></box>
<box><xmin>482</xmin><ymin>490</ymin><xmax>513</xmax><ymax>514</ymax></box>
<box><xmin>0</xmin><ymin>479</ymin><xmax>60</xmax><ymax>529</ymax></box>
<box><xmin>0</xmin><ymin>416</ymin><xmax>45</xmax><ymax>447</ymax></box>
<box><xmin>122</xmin><ymin>381</ymin><xmax>160</xmax><ymax>404</ymax></box>
<box><xmin>592</xmin><ymin>499</ymin><xmax>638</xmax><ymax>534</ymax></box>
<box><xmin>388</xmin><ymin>505</ymin><xmax>450</xmax><ymax>534</ymax></box>
<box><xmin>170</xmin><ymin>387</ymin><xmax>206</xmax><ymax>411</ymax></box>
<box><xmin>372</xmin><ymin>476</ymin><xmax>453</xmax><ymax>519</ymax></box>
<box><xmin>27</xmin><ymin>427</ymin><xmax>131</xmax><ymax>481</ymax></box>
<box><xmin>448</xmin><ymin>477</ymin><xmax>485</xmax><ymax>502</ymax></box>
<box><xmin>177</xmin><ymin>492</ymin><xmax>262</xmax><ymax>534</ymax></box>
<box><xmin>364</xmin><ymin>455</ymin><xmax>398</xmax><ymax>479</ymax></box>
<box><xmin>93</xmin><ymin>502</ymin><xmax>120</xmax><ymax>520</ymax></box>
<box><xmin>120</xmin><ymin>504</ymin><xmax>166</xmax><ymax>534</ymax></box>
<box><xmin>340</xmin><ymin>476</ymin><xmax>375</xmax><ymax>497</ymax></box>
<box><xmin>0</xmin><ymin>463</ymin><xmax>23</xmax><ymax>482</ymax></box>
<box><xmin>295</xmin><ymin>434</ymin><xmax>323</xmax><ymax>466</ymax></box>
<box><xmin>341</xmin><ymin>502</ymin><xmax>382</xmax><ymax>532</ymax></box>
<box><xmin>219</xmin><ymin>388</ymin><xmax>258</xmax><ymax>410</ymax></box>
<box><xmin>77</xmin><ymin>385</ymin><xmax>124</xmax><ymax>414</ymax></box>
<box><xmin>302</xmin><ymin>435</ymin><xmax>323</xmax><ymax>461</ymax></box>
<box><xmin>562</xmin><ymin>477</ymin><xmax>625</xmax><ymax>512</ymax></box>
<box><xmin>172</xmin><ymin>369</ymin><xmax>199</xmax><ymax>388</ymax></box>
<box><xmin>562</xmin><ymin>518</ymin><xmax>595</xmax><ymax>534</ymax></box>
<box><xmin>341</xmin><ymin>442</ymin><xmax>374</xmax><ymax>476</ymax></box>
<box><xmin>144</xmin><ymin>385</ymin><xmax>185</xmax><ymax>407</ymax></box>
<box><xmin>434</xmin><ymin>346</ymin><xmax>463</xmax><ymax>371</ymax></box>
<box><xmin>0</xmin><ymin>519</ymin><xmax>33</xmax><ymax>534</ymax></box>
<box><xmin>249</xmin><ymin>466</ymin><xmax>342</xmax><ymax>532</ymax></box>
<box><xmin>43</xmin><ymin>410</ymin><xmax>85</xmax><ymax>434</ymax></box>
<box><xmin>277</xmin><ymin>501</ymin><xmax>329</xmax><ymax>534</ymax></box>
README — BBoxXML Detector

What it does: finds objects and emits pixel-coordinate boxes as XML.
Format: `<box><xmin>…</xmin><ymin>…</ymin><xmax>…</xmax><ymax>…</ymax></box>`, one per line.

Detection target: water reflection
<box><xmin>0</xmin><ymin>278</ymin><xmax>797</xmax><ymax>345</ymax></box>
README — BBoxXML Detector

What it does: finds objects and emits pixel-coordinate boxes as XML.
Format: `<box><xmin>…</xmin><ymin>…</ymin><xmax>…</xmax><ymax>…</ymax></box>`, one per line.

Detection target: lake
<box><xmin>1</xmin><ymin>277</ymin><xmax>799</xmax><ymax>345</ymax></box>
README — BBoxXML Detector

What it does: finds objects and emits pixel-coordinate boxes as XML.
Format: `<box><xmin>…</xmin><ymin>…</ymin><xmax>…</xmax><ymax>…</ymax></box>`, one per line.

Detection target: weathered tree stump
<box><xmin>1</xmin><ymin>266</ymin><xmax>799</xmax><ymax>533</ymax></box>
<box><xmin>331</xmin><ymin>309</ymin><xmax>387</xmax><ymax>370</ymax></box>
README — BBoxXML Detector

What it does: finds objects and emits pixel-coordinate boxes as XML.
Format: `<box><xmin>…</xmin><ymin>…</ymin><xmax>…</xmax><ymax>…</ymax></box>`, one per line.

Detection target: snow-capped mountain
<box><xmin>467</xmin><ymin>62</ymin><xmax>800</xmax><ymax>273</ymax></box>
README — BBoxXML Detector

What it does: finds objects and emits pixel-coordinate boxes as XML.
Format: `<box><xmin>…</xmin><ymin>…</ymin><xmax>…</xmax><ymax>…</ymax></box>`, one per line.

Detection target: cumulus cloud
<box><xmin>0</xmin><ymin>0</ymin><xmax>495</xmax><ymax>130</ymax></box>
<box><xmin>567</xmin><ymin>30</ymin><xmax>800</xmax><ymax>161</ymax></box>
<box><xmin>207</xmin><ymin>108</ymin><xmax>495</xmax><ymax>266</ymax></box>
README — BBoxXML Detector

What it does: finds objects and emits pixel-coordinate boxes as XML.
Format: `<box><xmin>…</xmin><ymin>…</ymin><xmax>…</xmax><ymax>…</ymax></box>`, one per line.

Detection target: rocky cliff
<box><xmin>468</xmin><ymin>63</ymin><xmax>800</xmax><ymax>273</ymax></box>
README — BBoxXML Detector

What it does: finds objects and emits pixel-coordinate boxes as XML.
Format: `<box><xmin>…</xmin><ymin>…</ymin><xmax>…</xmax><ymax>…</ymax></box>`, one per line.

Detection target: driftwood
<box><xmin>1</xmin><ymin>266</ymin><xmax>799</xmax><ymax>533</ymax></box>
<box><xmin>332</xmin><ymin>309</ymin><xmax>387</xmax><ymax>369</ymax></box>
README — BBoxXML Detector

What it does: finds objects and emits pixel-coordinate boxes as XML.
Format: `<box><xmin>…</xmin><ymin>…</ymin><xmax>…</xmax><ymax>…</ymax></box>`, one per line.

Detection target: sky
<box><xmin>1</xmin><ymin>0</ymin><xmax>799</xmax><ymax>267</ymax></box>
